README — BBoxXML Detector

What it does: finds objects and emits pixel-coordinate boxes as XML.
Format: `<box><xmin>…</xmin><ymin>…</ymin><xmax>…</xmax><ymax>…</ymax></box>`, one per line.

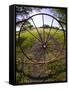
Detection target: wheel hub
<box><xmin>42</xmin><ymin>43</ymin><xmax>46</xmax><ymax>49</ymax></box>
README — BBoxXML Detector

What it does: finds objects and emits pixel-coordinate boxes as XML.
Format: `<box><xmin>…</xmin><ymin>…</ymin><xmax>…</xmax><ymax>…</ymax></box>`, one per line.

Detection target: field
<box><xmin>16</xmin><ymin>28</ymin><xmax>66</xmax><ymax>84</ymax></box>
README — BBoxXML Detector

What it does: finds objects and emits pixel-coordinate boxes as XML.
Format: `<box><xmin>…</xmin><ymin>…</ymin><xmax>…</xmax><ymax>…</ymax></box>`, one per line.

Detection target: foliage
<box><xmin>50</xmin><ymin>8</ymin><xmax>66</xmax><ymax>22</ymax></box>
<box><xmin>16</xmin><ymin>6</ymin><xmax>41</xmax><ymax>22</ymax></box>
<box><xmin>16</xmin><ymin>28</ymin><xmax>66</xmax><ymax>83</ymax></box>
<box><xmin>40</xmin><ymin>24</ymin><xmax>59</xmax><ymax>30</ymax></box>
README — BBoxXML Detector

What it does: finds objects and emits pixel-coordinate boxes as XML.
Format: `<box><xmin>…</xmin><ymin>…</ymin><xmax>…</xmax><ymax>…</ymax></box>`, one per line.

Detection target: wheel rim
<box><xmin>17</xmin><ymin>13</ymin><xmax>66</xmax><ymax>81</ymax></box>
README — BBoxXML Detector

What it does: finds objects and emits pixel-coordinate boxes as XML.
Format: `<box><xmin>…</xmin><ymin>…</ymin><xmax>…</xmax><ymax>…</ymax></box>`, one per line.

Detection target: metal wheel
<box><xmin>17</xmin><ymin>13</ymin><xmax>66</xmax><ymax>82</ymax></box>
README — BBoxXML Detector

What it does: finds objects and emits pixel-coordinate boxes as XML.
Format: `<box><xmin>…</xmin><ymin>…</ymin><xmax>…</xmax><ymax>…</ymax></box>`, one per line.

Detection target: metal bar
<box><xmin>25</xmin><ymin>28</ymin><xmax>42</xmax><ymax>43</ymax></box>
<box><xmin>45</xmin><ymin>18</ymin><xmax>54</xmax><ymax>43</ymax></box>
<box><xmin>42</xmin><ymin>14</ymin><xmax>45</xmax><ymax>42</ymax></box>
<box><xmin>31</xmin><ymin>17</ymin><xmax>43</xmax><ymax>43</ymax></box>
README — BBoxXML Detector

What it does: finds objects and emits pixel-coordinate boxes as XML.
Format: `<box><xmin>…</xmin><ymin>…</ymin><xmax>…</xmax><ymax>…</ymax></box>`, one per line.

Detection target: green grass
<box><xmin>47</xmin><ymin>58</ymin><xmax>66</xmax><ymax>81</ymax></box>
<box><xmin>16</xmin><ymin>28</ymin><xmax>64</xmax><ymax>48</ymax></box>
<box><xmin>16</xmin><ymin>29</ymin><xmax>38</xmax><ymax>48</ymax></box>
<box><xmin>16</xmin><ymin>28</ymin><xmax>66</xmax><ymax>83</ymax></box>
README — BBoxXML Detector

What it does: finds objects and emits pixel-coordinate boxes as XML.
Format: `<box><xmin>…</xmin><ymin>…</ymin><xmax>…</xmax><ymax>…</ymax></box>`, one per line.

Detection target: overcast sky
<box><xmin>16</xmin><ymin>8</ymin><xmax>60</xmax><ymax>31</ymax></box>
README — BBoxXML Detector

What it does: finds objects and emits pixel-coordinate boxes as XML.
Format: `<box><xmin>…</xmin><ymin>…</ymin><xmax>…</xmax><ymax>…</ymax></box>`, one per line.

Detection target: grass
<box><xmin>16</xmin><ymin>28</ymin><xmax>66</xmax><ymax>83</ymax></box>
<box><xmin>16</xmin><ymin>28</ymin><xmax>64</xmax><ymax>48</ymax></box>
<box><xmin>47</xmin><ymin>58</ymin><xmax>66</xmax><ymax>81</ymax></box>
<box><xmin>16</xmin><ymin>29</ymin><xmax>38</xmax><ymax>48</ymax></box>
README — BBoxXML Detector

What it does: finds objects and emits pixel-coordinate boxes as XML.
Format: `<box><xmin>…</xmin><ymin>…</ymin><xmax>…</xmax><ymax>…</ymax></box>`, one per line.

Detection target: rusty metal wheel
<box><xmin>17</xmin><ymin>13</ymin><xmax>66</xmax><ymax>82</ymax></box>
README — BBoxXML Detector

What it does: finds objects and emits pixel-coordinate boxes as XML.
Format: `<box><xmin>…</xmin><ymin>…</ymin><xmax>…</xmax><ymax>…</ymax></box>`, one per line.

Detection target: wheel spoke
<box><xmin>48</xmin><ymin>46</ymin><xmax>59</xmax><ymax>51</ymax></box>
<box><xmin>20</xmin><ymin>22</ymin><xmax>42</xmax><ymax>43</ymax></box>
<box><xmin>31</xmin><ymin>17</ymin><xmax>43</xmax><ymax>43</ymax></box>
<box><xmin>47</xmin><ymin>47</ymin><xmax>58</xmax><ymax>59</ymax></box>
<box><xmin>44</xmin><ymin>50</ymin><xmax>46</xmax><ymax>63</ymax></box>
<box><xmin>45</xmin><ymin>18</ymin><xmax>54</xmax><ymax>43</ymax></box>
<box><xmin>25</xmin><ymin>28</ymin><xmax>42</xmax><ymax>43</ymax></box>
<box><xmin>42</xmin><ymin>15</ymin><xmax>45</xmax><ymax>42</ymax></box>
<box><xmin>52</xmin><ymin>27</ymin><xmax>60</xmax><ymax>37</ymax></box>
<box><xmin>43</xmin><ymin>50</ymin><xmax>47</xmax><ymax>74</ymax></box>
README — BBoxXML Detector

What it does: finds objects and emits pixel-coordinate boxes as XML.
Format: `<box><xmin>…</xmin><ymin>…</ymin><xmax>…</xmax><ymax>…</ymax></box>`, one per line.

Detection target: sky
<box><xmin>16</xmin><ymin>8</ymin><xmax>60</xmax><ymax>31</ymax></box>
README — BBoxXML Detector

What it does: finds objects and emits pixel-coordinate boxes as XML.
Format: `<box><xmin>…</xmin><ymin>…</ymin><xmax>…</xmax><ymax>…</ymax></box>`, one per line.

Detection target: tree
<box><xmin>28</xmin><ymin>25</ymin><xmax>33</xmax><ymax>29</ymax></box>
<box><xmin>21</xmin><ymin>21</ymin><xmax>33</xmax><ymax>31</ymax></box>
<box><xmin>50</xmin><ymin>8</ymin><xmax>66</xmax><ymax>23</ymax></box>
<box><xmin>40</xmin><ymin>24</ymin><xmax>50</xmax><ymax>28</ymax></box>
<box><xmin>50</xmin><ymin>8</ymin><xmax>66</xmax><ymax>31</ymax></box>
<box><xmin>16</xmin><ymin>6</ymin><xmax>42</xmax><ymax>23</ymax></box>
